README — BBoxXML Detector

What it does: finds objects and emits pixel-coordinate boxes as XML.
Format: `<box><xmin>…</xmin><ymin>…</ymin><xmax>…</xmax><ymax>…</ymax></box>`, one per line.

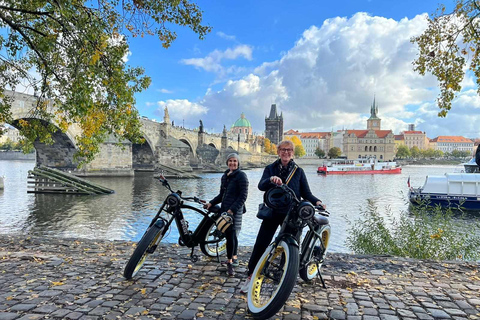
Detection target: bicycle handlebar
<box><xmin>157</xmin><ymin>176</ymin><xmax>205</xmax><ymax>205</ymax></box>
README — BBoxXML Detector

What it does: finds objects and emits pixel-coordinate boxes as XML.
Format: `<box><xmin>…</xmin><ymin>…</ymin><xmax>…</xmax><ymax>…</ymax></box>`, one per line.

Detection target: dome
<box><xmin>232</xmin><ymin>113</ymin><xmax>251</xmax><ymax>128</ymax></box>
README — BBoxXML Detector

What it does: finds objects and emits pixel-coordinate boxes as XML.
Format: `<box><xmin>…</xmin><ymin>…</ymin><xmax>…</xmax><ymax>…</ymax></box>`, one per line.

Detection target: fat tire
<box><xmin>248</xmin><ymin>240</ymin><xmax>299</xmax><ymax>319</ymax></box>
<box><xmin>199</xmin><ymin>219</ymin><xmax>227</xmax><ymax>257</ymax></box>
<box><xmin>123</xmin><ymin>224</ymin><xmax>163</xmax><ymax>279</ymax></box>
<box><xmin>299</xmin><ymin>225</ymin><xmax>330</xmax><ymax>282</ymax></box>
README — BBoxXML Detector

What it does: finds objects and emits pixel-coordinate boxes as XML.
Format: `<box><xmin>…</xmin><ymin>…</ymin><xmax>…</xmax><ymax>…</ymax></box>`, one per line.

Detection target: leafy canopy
<box><xmin>0</xmin><ymin>0</ymin><xmax>211</xmax><ymax>164</ymax></box>
<box><xmin>411</xmin><ymin>0</ymin><xmax>480</xmax><ymax>117</ymax></box>
<box><xmin>328</xmin><ymin>147</ymin><xmax>342</xmax><ymax>159</ymax></box>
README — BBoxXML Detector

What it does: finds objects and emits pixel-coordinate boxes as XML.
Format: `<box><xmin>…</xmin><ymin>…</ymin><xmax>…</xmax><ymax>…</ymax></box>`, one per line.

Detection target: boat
<box><xmin>317</xmin><ymin>158</ymin><xmax>401</xmax><ymax>175</ymax></box>
<box><xmin>408</xmin><ymin>170</ymin><xmax>480</xmax><ymax>210</ymax></box>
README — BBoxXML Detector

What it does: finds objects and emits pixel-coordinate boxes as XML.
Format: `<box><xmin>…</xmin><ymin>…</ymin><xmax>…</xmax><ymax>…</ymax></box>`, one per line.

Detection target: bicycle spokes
<box><xmin>251</xmin><ymin>247</ymin><xmax>286</xmax><ymax>308</ymax></box>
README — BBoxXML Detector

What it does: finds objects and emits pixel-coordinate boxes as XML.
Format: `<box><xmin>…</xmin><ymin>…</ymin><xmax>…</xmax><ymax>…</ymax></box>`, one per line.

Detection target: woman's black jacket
<box><xmin>258</xmin><ymin>159</ymin><xmax>320</xmax><ymax>212</ymax></box>
<box><xmin>209</xmin><ymin>168</ymin><xmax>249</xmax><ymax>230</ymax></box>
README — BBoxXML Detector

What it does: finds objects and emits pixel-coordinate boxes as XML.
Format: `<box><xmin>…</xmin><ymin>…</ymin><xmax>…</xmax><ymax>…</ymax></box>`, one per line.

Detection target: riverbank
<box><xmin>0</xmin><ymin>235</ymin><xmax>478</xmax><ymax>320</ymax></box>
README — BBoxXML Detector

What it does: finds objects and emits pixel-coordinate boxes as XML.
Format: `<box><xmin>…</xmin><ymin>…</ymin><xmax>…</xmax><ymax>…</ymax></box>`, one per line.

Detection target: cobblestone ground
<box><xmin>0</xmin><ymin>235</ymin><xmax>479</xmax><ymax>320</ymax></box>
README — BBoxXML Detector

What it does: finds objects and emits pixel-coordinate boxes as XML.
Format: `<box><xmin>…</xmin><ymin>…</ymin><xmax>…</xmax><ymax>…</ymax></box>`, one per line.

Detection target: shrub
<box><xmin>345</xmin><ymin>200</ymin><xmax>480</xmax><ymax>261</ymax></box>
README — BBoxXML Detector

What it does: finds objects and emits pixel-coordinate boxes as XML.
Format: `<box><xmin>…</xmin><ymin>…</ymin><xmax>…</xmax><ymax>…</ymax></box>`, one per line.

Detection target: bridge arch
<box><xmin>10</xmin><ymin>118</ymin><xmax>78</xmax><ymax>169</ymax></box>
<box><xmin>132</xmin><ymin>135</ymin><xmax>155</xmax><ymax>171</ymax></box>
<box><xmin>178</xmin><ymin>138</ymin><xmax>195</xmax><ymax>157</ymax></box>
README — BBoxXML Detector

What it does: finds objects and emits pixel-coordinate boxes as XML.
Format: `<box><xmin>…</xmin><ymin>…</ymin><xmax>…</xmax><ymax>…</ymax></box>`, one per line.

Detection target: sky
<box><xmin>41</xmin><ymin>1</ymin><xmax>480</xmax><ymax>138</ymax></box>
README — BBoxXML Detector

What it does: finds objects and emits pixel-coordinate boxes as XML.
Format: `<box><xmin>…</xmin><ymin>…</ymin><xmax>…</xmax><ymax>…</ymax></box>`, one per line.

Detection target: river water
<box><xmin>0</xmin><ymin>160</ymin><xmax>476</xmax><ymax>253</ymax></box>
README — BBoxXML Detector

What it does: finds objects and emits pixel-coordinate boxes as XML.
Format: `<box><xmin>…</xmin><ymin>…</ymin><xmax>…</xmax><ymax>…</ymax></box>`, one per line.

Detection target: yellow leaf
<box><xmin>51</xmin><ymin>281</ymin><xmax>64</xmax><ymax>286</ymax></box>
<box><xmin>141</xmin><ymin>288</ymin><xmax>146</xmax><ymax>295</ymax></box>
<box><xmin>6</xmin><ymin>296</ymin><xmax>13</xmax><ymax>301</ymax></box>
<box><xmin>142</xmin><ymin>310</ymin><xmax>149</xmax><ymax>315</ymax></box>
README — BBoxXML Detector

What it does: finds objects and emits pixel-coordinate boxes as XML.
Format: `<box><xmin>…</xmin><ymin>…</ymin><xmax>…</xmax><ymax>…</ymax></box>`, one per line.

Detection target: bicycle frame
<box><xmin>145</xmin><ymin>179</ymin><xmax>225</xmax><ymax>262</ymax></box>
<box><xmin>261</xmin><ymin>185</ymin><xmax>330</xmax><ymax>285</ymax></box>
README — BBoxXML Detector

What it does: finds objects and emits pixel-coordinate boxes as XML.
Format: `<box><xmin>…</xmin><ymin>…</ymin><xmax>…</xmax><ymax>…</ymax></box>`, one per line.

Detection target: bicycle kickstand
<box><xmin>316</xmin><ymin>262</ymin><xmax>327</xmax><ymax>289</ymax></box>
<box><xmin>190</xmin><ymin>247</ymin><xmax>198</xmax><ymax>263</ymax></box>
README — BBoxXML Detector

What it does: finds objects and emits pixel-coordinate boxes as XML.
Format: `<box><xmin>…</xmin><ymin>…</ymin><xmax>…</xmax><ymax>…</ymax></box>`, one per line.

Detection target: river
<box><xmin>0</xmin><ymin>160</ymin><xmax>476</xmax><ymax>254</ymax></box>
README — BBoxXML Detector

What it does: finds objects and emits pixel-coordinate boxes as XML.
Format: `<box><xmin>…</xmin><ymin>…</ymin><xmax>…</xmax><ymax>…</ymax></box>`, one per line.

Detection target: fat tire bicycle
<box><xmin>247</xmin><ymin>184</ymin><xmax>331</xmax><ymax>319</ymax></box>
<box><xmin>123</xmin><ymin>175</ymin><xmax>227</xmax><ymax>280</ymax></box>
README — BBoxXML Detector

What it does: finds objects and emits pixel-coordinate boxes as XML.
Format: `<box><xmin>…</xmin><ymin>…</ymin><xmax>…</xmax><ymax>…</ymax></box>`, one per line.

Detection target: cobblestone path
<box><xmin>0</xmin><ymin>235</ymin><xmax>479</xmax><ymax>319</ymax></box>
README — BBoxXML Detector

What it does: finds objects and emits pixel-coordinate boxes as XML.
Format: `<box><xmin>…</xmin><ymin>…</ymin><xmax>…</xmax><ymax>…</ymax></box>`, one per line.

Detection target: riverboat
<box><xmin>317</xmin><ymin>158</ymin><xmax>401</xmax><ymax>175</ymax></box>
<box><xmin>408</xmin><ymin>171</ymin><xmax>480</xmax><ymax>210</ymax></box>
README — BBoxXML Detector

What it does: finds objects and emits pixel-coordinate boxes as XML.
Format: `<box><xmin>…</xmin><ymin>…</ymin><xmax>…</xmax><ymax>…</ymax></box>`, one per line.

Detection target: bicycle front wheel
<box><xmin>299</xmin><ymin>225</ymin><xmax>330</xmax><ymax>282</ymax></box>
<box><xmin>123</xmin><ymin>222</ymin><xmax>165</xmax><ymax>279</ymax></box>
<box><xmin>247</xmin><ymin>239</ymin><xmax>299</xmax><ymax>319</ymax></box>
<box><xmin>199</xmin><ymin>219</ymin><xmax>227</xmax><ymax>257</ymax></box>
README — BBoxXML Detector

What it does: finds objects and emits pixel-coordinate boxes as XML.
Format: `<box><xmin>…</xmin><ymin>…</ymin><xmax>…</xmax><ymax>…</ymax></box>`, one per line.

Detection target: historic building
<box><xmin>429</xmin><ymin>136</ymin><xmax>474</xmax><ymax>153</ymax></box>
<box><xmin>403</xmin><ymin>130</ymin><xmax>430</xmax><ymax>150</ymax></box>
<box><xmin>284</xmin><ymin>129</ymin><xmax>331</xmax><ymax>157</ymax></box>
<box><xmin>265</xmin><ymin>104</ymin><xmax>283</xmax><ymax>145</ymax></box>
<box><xmin>231</xmin><ymin>113</ymin><xmax>253</xmax><ymax>142</ymax></box>
<box><xmin>342</xmin><ymin>98</ymin><xmax>395</xmax><ymax>160</ymax></box>
<box><xmin>367</xmin><ymin>97</ymin><xmax>381</xmax><ymax>130</ymax></box>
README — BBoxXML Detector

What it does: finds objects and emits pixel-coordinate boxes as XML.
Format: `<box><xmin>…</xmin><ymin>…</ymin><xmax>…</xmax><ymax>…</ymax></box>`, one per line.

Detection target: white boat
<box><xmin>409</xmin><ymin>171</ymin><xmax>480</xmax><ymax>210</ymax></box>
<box><xmin>317</xmin><ymin>158</ymin><xmax>401</xmax><ymax>175</ymax></box>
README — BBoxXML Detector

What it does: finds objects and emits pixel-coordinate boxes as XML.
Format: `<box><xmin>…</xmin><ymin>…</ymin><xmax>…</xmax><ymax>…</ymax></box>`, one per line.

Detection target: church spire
<box><xmin>369</xmin><ymin>95</ymin><xmax>379</xmax><ymax>120</ymax></box>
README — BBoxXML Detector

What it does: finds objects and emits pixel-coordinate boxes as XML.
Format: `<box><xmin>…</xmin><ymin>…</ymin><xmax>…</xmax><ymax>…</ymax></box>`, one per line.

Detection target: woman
<box><xmin>204</xmin><ymin>153</ymin><xmax>249</xmax><ymax>276</ymax></box>
<box><xmin>240</xmin><ymin>140</ymin><xmax>325</xmax><ymax>292</ymax></box>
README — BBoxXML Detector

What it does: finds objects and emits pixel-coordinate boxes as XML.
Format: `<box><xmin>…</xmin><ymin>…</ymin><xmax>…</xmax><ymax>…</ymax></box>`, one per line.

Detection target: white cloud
<box><xmin>195</xmin><ymin>12</ymin><xmax>440</xmax><ymax>134</ymax></box>
<box><xmin>156</xmin><ymin>99</ymin><xmax>208</xmax><ymax>125</ymax></box>
<box><xmin>157</xmin><ymin>88</ymin><xmax>173</xmax><ymax>94</ymax></box>
<box><xmin>165</xmin><ymin>12</ymin><xmax>479</xmax><ymax>138</ymax></box>
<box><xmin>217</xmin><ymin>31</ymin><xmax>236</xmax><ymax>41</ymax></box>
<box><xmin>180</xmin><ymin>45</ymin><xmax>253</xmax><ymax>78</ymax></box>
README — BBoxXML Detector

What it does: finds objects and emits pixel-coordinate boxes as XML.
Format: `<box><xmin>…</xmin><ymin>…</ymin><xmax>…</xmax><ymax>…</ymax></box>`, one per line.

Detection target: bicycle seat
<box><xmin>313</xmin><ymin>213</ymin><xmax>329</xmax><ymax>226</ymax></box>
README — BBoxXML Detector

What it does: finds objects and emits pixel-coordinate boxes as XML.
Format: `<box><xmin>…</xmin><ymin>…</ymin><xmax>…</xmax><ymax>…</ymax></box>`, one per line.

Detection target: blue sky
<box><xmin>23</xmin><ymin>0</ymin><xmax>480</xmax><ymax>139</ymax></box>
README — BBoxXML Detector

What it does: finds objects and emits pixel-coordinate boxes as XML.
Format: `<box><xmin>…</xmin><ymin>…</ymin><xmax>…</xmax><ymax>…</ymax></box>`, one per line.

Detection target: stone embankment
<box><xmin>0</xmin><ymin>235</ymin><xmax>479</xmax><ymax>320</ymax></box>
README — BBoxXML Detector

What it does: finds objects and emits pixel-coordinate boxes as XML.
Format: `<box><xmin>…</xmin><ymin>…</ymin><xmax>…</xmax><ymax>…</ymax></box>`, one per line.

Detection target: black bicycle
<box><xmin>246</xmin><ymin>184</ymin><xmax>331</xmax><ymax>319</ymax></box>
<box><xmin>123</xmin><ymin>175</ymin><xmax>227</xmax><ymax>280</ymax></box>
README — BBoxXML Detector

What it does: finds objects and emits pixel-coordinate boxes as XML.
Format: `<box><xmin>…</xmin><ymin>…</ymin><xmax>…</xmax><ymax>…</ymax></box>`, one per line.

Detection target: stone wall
<box><xmin>132</xmin><ymin>143</ymin><xmax>155</xmax><ymax>171</ymax></box>
<box><xmin>197</xmin><ymin>144</ymin><xmax>220</xmax><ymax>165</ymax></box>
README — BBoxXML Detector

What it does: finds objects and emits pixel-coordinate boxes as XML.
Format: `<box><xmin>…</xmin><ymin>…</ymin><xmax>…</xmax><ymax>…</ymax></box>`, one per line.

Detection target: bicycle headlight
<box><xmin>297</xmin><ymin>201</ymin><xmax>315</xmax><ymax>220</ymax></box>
<box><xmin>166</xmin><ymin>193</ymin><xmax>181</xmax><ymax>207</ymax></box>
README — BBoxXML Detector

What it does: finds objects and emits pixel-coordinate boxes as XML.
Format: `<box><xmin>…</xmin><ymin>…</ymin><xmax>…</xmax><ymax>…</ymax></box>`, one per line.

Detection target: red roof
<box><xmin>299</xmin><ymin>132</ymin><xmax>330</xmax><ymax>139</ymax></box>
<box><xmin>284</xmin><ymin>129</ymin><xmax>300</xmax><ymax>135</ymax></box>
<box><xmin>430</xmin><ymin>136</ymin><xmax>473</xmax><ymax>143</ymax></box>
<box><xmin>403</xmin><ymin>131</ymin><xmax>424</xmax><ymax>134</ymax></box>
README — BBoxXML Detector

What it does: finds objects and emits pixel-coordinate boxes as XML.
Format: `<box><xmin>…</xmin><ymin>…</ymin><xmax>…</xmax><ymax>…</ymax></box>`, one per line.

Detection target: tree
<box><xmin>410</xmin><ymin>146</ymin><xmax>421</xmax><ymax>159</ymax></box>
<box><xmin>294</xmin><ymin>145</ymin><xmax>306</xmax><ymax>158</ymax></box>
<box><xmin>411</xmin><ymin>1</ymin><xmax>480</xmax><ymax>117</ymax></box>
<box><xmin>264</xmin><ymin>138</ymin><xmax>272</xmax><ymax>154</ymax></box>
<box><xmin>270</xmin><ymin>143</ymin><xmax>277</xmax><ymax>155</ymax></box>
<box><xmin>285</xmin><ymin>135</ymin><xmax>306</xmax><ymax>158</ymax></box>
<box><xmin>328</xmin><ymin>147</ymin><xmax>342</xmax><ymax>159</ymax></box>
<box><xmin>396</xmin><ymin>145</ymin><xmax>411</xmax><ymax>159</ymax></box>
<box><xmin>0</xmin><ymin>1</ymin><xmax>211</xmax><ymax>164</ymax></box>
<box><xmin>314</xmin><ymin>147</ymin><xmax>325</xmax><ymax>158</ymax></box>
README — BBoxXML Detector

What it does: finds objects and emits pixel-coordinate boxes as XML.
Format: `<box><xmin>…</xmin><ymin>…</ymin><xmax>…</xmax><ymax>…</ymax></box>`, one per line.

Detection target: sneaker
<box><xmin>221</xmin><ymin>258</ymin><xmax>239</xmax><ymax>267</ymax></box>
<box><xmin>227</xmin><ymin>263</ymin><xmax>235</xmax><ymax>277</ymax></box>
<box><xmin>240</xmin><ymin>275</ymin><xmax>252</xmax><ymax>294</ymax></box>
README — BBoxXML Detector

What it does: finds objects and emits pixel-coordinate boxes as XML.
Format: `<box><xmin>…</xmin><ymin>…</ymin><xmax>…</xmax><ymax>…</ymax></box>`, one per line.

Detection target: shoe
<box><xmin>221</xmin><ymin>258</ymin><xmax>239</xmax><ymax>267</ymax></box>
<box><xmin>240</xmin><ymin>275</ymin><xmax>252</xmax><ymax>294</ymax></box>
<box><xmin>227</xmin><ymin>263</ymin><xmax>235</xmax><ymax>277</ymax></box>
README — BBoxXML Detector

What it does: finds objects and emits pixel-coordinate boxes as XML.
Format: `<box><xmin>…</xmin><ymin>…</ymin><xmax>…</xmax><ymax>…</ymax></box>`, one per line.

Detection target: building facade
<box><xmin>403</xmin><ymin>131</ymin><xmax>429</xmax><ymax>150</ymax></box>
<box><xmin>430</xmin><ymin>136</ymin><xmax>474</xmax><ymax>153</ymax></box>
<box><xmin>265</xmin><ymin>104</ymin><xmax>283</xmax><ymax>145</ymax></box>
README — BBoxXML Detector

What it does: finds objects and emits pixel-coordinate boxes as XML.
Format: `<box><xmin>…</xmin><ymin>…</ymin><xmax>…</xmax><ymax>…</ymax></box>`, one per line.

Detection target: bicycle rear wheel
<box><xmin>123</xmin><ymin>222</ymin><xmax>165</xmax><ymax>279</ymax></box>
<box><xmin>199</xmin><ymin>219</ymin><xmax>227</xmax><ymax>257</ymax></box>
<box><xmin>299</xmin><ymin>225</ymin><xmax>330</xmax><ymax>282</ymax></box>
<box><xmin>247</xmin><ymin>239</ymin><xmax>299</xmax><ymax>319</ymax></box>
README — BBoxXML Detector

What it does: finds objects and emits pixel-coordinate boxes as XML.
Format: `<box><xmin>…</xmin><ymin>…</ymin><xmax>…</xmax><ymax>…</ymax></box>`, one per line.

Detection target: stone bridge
<box><xmin>5</xmin><ymin>91</ymin><xmax>266</xmax><ymax>176</ymax></box>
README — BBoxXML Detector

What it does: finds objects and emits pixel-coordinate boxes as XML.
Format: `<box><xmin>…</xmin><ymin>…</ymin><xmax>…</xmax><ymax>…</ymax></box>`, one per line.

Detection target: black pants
<box><xmin>225</xmin><ymin>227</ymin><xmax>238</xmax><ymax>259</ymax></box>
<box><xmin>247</xmin><ymin>214</ymin><xmax>285</xmax><ymax>276</ymax></box>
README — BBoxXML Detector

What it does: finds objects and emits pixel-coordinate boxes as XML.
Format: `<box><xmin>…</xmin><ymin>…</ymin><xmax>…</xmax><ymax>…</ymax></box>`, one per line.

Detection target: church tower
<box><xmin>367</xmin><ymin>96</ymin><xmax>381</xmax><ymax>130</ymax></box>
<box><xmin>265</xmin><ymin>104</ymin><xmax>283</xmax><ymax>145</ymax></box>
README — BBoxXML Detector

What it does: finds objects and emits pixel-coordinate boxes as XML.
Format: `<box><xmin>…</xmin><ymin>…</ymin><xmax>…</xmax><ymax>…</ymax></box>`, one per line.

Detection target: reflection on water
<box><xmin>0</xmin><ymin>160</ymin><xmax>478</xmax><ymax>253</ymax></box>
